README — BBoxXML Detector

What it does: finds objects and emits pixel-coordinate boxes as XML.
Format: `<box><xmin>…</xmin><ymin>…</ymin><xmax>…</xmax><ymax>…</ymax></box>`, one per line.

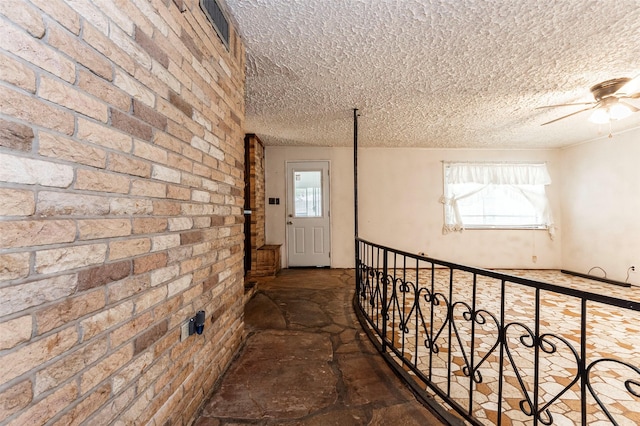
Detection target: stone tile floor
<box><xmin>374</xmin><ymin>268</ymin><xmax>640</xmax><ymax>425</ymax></box>
<box><xmin>194</xmin><ymin>268</ymin><xmax>447</xmax><ymax>425</ymax></box>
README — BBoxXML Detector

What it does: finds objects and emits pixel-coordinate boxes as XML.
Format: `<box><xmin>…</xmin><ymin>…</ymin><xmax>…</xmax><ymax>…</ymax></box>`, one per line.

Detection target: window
<box><xmin>293</xmin><ymin>171</ymin><xmax>323</xmax><ymax>218</ymax></box>
<box><xmin>441</xmin><ymin>162</ymin><xmax>555</xmax><ymax>237</ymax></box>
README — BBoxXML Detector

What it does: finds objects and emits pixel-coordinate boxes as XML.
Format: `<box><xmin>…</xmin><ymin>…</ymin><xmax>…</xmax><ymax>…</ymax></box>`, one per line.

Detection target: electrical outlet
<box><xmin>180</xmin><ymin>321</ymin><xmax>190</xmax><ymax>342</ymax></box>
<box><xmin>532</xmin><ymin>255</ymin><xmax>538</xmax><ymax>263</ymax></box>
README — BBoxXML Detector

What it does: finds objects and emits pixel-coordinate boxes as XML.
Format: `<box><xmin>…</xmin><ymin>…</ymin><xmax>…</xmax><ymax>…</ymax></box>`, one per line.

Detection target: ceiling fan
<box><xmin>538</xmin><ymin>75</ymin><xmax>640</xmax><ymax>126</ymax></box>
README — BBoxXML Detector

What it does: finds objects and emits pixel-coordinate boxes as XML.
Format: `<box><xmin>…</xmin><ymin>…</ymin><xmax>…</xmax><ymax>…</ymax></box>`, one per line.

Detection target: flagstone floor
<box><xmin>195</xmin><ymin>268</ymin><xmax>449</xmax><ymax>425</ymax></box>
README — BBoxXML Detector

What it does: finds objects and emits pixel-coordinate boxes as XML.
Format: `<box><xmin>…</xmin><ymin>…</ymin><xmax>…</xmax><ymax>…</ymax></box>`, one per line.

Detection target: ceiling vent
<box><xmin>200</xmin><ymin>0</ymin><xmax>229</xmax><ymax>48</ymax></box>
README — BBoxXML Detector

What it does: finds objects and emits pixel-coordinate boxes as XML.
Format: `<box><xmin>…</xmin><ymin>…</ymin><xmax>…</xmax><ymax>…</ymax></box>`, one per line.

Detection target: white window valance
<box><xmin>441</xmin><ymin>162</ymin><xmax>555</xmax><ymax>239</ymax></box>
<box><xmin>444</xmin><ymin>162</ymin><xmax>552</xmax><ymax>186</ymax></box>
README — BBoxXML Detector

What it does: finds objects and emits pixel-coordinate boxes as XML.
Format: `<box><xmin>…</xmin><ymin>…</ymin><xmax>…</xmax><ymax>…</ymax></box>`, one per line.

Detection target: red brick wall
<box><xmin>0</xmin><ymin>0</ymin><xmax>246</xmax><ymax>424</ymax></box>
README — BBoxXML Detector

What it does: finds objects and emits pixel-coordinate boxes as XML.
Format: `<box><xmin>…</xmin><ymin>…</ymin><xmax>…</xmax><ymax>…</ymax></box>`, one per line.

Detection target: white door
<box><xmin>286</xmin><ymin>161</ymin><xmax>331</xmax><ymax>267</ymax></box>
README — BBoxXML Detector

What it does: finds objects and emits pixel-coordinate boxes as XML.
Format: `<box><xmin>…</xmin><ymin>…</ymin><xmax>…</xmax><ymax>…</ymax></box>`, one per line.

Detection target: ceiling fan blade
<box><xmin>540</xmin><ymin>106</ymin><xmax>597</xmax><ymax>126</ymax></box>
<box><xmin>619</xmin><ymin>101</ymin><xmax>639</xmax><ymax>112</ymax></box>
<box><xmin>536</xmin><ymin>102</ymin><xmax>596</xmax><ymax>109</ymax></box>
<box><xmin>616</xmin><ymin>74</ymin><xmax>640</xmax><ymax>96</ymax></box>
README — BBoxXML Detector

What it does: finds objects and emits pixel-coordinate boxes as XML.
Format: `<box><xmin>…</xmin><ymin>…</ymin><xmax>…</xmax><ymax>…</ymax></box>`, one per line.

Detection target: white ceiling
<box><xmin>224</xmin><ymin>0</ymin><xmax>640</xmax><ymax>149</ymax></box>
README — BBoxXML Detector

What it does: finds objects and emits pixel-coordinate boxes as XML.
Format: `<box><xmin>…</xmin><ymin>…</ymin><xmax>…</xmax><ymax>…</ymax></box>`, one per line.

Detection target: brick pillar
<box><xmin>246</xmin><ymin>134</ymin><xmax>265</xmax><ymax>274</ymax></box>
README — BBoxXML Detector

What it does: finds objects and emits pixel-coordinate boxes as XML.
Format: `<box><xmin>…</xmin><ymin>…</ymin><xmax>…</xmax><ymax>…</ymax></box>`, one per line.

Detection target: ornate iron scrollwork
<box><xmin>354</xmin><ymin>238</ymin><xmax>640</xmax><ymax>425</ymax></box>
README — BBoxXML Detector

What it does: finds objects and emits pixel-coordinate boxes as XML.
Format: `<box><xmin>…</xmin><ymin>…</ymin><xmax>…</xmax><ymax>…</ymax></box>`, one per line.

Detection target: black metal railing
<box><xmin>354</xmin><ymin>238</ymin><xmax>640</xmax><ymax>426</ymax></box>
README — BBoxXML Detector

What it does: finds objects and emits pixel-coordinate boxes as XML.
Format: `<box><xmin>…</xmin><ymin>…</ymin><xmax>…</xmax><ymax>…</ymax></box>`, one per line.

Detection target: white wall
<box><xmin>265</xmin><ymin>146</ymin><xmax>562</xmax><ymax>269</ymax></box>
<box><xmin>560</xmin><ymin>127</ymin><xmax>640</xmax><ymax>283</ymax></box>
<box><xmin>265</xmin><ymin>147</ymin><xmax>355</xmax><ymax>268</ymax></box>
<box><xmin>359</xmin><ymin>148</ymin><xmax>562</xmax><ymax>269</ymax></box>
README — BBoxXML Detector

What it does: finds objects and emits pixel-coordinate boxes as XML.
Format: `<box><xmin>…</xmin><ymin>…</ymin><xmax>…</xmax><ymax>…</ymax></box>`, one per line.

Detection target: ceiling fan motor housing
<box><xmin>590</xmin><ymin>77</ymin><xmax>631</xmax><ymax>100</ymax></box>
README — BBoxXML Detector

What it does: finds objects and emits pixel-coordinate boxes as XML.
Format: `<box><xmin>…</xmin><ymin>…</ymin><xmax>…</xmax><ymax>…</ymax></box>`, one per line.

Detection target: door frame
<box><xmin>285</xmin><ymin>160</ymin><xmax>331</xmax><ymax>267</ymax></box>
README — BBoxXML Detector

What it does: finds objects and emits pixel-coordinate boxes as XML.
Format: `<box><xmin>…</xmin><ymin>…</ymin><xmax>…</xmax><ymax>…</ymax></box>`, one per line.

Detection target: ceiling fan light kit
<box><xmin>540</xmin><ymin>75</ymin><xmax>640</xmax><ymax>127</ymax></box>
<box><xmin>609</xmin><ymin>103</ymin><xmax>633</xmax><ymax>120</ymax></box>
<box><xmin>588</xmin><ymin>108</ymin><xmax>610</xmax><ymax>124</ymax></box>
<box><xmin>588</xmin><ymin>98</ymin><xmax>634</xmax><ymax>124</ymax></box>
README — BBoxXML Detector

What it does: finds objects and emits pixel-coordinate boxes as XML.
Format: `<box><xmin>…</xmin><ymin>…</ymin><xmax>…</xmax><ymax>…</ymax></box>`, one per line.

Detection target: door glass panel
<box><xmin>293</xmin><ymin>170</ymin><xmax>322</xmax><ymax>217</ymax></box>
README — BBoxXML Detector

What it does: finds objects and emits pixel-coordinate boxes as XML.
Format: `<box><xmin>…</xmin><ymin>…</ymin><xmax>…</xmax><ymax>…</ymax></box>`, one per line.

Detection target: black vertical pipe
<box><xmin>353</xmin><ymin>108</ymin><xmax>360</xmax><ymax>293</ymax></box>
<box><xmin>353</xmin><ymin>108</ymin><xmax>359</xmax><ymax>238</ymax></box>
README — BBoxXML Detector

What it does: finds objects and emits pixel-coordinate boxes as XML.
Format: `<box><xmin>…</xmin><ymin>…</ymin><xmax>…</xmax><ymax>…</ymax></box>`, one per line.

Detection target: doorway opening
<box><xmin>286</xmin><ymin>161</ymin><xmax>331</xmax><ymax>267</ymax></box>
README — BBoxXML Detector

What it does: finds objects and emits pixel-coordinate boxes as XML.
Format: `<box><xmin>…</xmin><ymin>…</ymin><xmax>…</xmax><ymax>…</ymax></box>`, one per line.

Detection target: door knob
<box><xmin>287</xmin><ymin>221</ymin><xmax>293</xmax><ymax>225</ymax></box>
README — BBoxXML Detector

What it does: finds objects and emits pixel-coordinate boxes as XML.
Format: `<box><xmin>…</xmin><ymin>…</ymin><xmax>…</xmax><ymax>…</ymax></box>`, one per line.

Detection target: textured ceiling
<box><xmin>224</xmin><ymin>0</ymin><xmax>640</xmax><ymax>148</ymax></box>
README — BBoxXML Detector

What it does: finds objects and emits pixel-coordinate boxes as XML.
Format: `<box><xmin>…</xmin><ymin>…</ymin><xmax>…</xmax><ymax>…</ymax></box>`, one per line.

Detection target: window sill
<box><xmin>462</xmin><ymin>226</ymin><xmax>548</xmax><ymax>231</ymax></box>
